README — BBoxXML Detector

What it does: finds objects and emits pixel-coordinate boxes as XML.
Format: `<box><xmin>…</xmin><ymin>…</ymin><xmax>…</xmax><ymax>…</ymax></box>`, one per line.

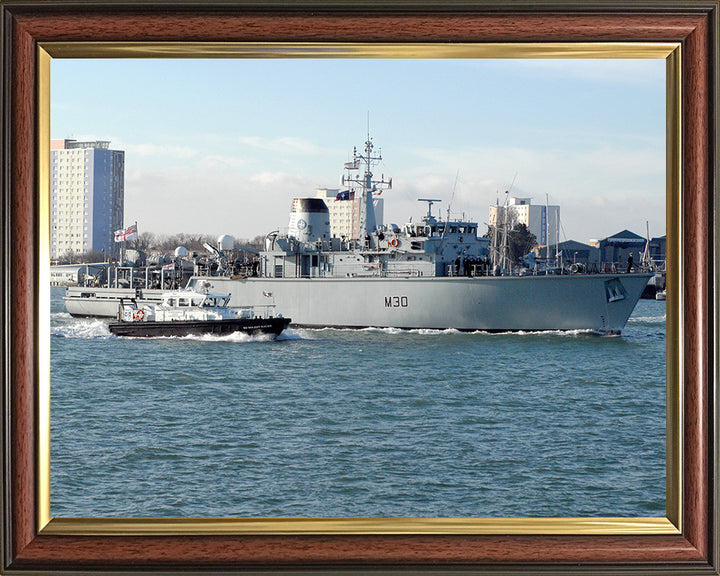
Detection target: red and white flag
<box><xmin>114</xmin><ymin>223</ymin><xmax>138</xmax><ymax>243</ymax></box>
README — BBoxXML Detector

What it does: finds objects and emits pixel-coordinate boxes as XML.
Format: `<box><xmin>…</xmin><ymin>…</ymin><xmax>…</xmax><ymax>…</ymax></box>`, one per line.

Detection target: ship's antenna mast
<box><xmin>501</xmin><ymin>190</ymin><xmax>511</xmax><ymax>273</ymax></box>
<box><xmin>494</xmin><ymin>174</ymin><xmax>517</xmax><ymax>274</ymax></box>
<box><xmin>358</xmin><ymin>134</ymin><xmax>378</xmax><ymax>243</ymax></box>
<box><xmin>642</xmin><ymin>221</ymin><xmax>651</xmax><ymax>267</ymax></box>
<box><xmin>441</xmin><ymin>169</ymin><xmax>460</xmax><ymax>242</ymax></box>
<box><xmin>545</xmin><ymin>193</ymin><xmax>550</xmax><ymax>265</ymax></box>
<box><xmin>507</xmin><ymin>173</ymin><xmax>518</xmax><ymax>195</ymax></box>
<box><xmin>341</xmin><ymin>117</ymin><xmax>391</xmax><ymax>248</ymax></box>
<box><xmin>489</xmin><ymin>194</ymin><xmax>499</xmax><ymax>272</ymax></box>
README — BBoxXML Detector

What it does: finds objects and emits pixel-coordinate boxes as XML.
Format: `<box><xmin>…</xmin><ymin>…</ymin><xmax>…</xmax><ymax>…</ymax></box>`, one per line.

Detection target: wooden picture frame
<box><xmin>1</xmin><ymin>1</ymin><xmax>717</xmax><ymax>573</ymax></box>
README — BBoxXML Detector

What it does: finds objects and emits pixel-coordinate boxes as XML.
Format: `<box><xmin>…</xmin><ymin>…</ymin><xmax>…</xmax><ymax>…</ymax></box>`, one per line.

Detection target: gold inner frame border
<box><xmin>36</xmin><ymin>41</ymin><xmax>682</xmax><ymax>537</ymax></box>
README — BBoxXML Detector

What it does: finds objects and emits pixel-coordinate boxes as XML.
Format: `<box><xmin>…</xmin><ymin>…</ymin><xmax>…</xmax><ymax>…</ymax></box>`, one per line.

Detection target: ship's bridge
<box><xmin>404</xmin><ymin>220</ymin><xmax>480</xmax><ymax>238</ymax></box>
<box><xmin>409</xmin><ymin>198</ymin><xmax>481</xmax><ymax>239</ymax></box>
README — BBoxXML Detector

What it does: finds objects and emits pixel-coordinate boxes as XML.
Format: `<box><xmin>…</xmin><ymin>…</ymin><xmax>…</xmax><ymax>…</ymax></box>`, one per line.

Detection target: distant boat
<box><xmin>108</xmin><ymin>289</ymin><xmax>290</xmax><ymax>338</ymax></box>
<box><xmin>655</xmin><ymin>289</ymin><xmax>667</xmax><ymax>301</ymax></box>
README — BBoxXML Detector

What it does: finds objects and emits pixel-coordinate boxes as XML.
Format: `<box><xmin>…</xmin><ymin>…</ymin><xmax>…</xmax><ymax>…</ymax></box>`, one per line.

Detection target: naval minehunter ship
<box><xmin>65</xmin><ymin>136</ymin><xmax>651</xmax><ymax>333</ymax></box>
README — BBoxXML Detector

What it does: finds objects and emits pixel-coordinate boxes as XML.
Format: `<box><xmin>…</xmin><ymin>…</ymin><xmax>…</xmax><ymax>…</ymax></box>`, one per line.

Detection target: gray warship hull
<box><xmin>185</xmin><ymin>273</ymin><xmax>652</xmax><ymax>333</ymax></box>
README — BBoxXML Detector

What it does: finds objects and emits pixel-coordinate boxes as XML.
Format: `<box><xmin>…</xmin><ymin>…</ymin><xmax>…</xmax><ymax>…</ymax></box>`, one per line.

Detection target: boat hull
<box><xmin>108</xmin><ymin>317</ymin><xmax>291</xmax><ymax>338</ymax></box>
<box><xmin>186</xmin><ymin>273</ymin><xmax>652</xmax><ymax>334</ymax></box>
<box><xmin>64</xmin><ymin>287</ymin><xmax>166</xmax><ymax>318</ymax></box>
<box><xmin>67</xmin><ymin>274</ymin><xmax>651</xmax><ymax>334</ymax></box>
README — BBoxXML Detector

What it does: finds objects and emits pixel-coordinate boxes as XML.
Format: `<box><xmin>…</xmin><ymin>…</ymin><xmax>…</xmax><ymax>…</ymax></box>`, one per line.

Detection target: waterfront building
<box><xmin>593</xmin><ymin>229</ymin><xmax>647</xmax><ymax>268</ymax></box>
<box><xmin>50</xmin><ymin>139</ymin><xmax>124</xmax><ymax>260</ymax></box>
<box><xmin>315</xmin><ymin>187</ymin><xmax>384</xmax><ymax>240</ymax></box>
<box><xmin>647</xmin><ymin>235</ymin><xmax>667</xmax><ymax>264</ymax></box>
<box><xmin>535</xmin><ymin>240</ymin><xmax>600</xmax><ymax>266</ymax></box>
<box><xmin>489</xmin><ymin>196</ymin><xmax>560</xmax><ymax>247</ymax></box>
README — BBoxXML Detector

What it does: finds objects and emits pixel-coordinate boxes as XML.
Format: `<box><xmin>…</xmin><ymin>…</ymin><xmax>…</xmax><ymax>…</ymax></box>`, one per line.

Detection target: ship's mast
<box><xmin>545</xmin><ymin>193</ymin><xmax>550</xmax><ymax>263</ymax></box>
<box><xmin>342</xmin><ymin>129</ymin><xmax>391</xmax><ymax>248</ymax></box>
<box><xmin>488</xmin><ymin>193</ymin><xmax>512</xmax><ymax>275</ymax></box>
<box><xmin>501</xmin><ymin>192</ymin><xmax>510</xmax><ymax>273</ymax></box>
<box><xmin>490</xmin><ymin>197</ymin><xmax>499</xmax><ymax>271</ymax></box>
<box><xmin>642</xmin><ymin>221</ymin><xmax>650</xmax><ymax>267</ymax></box>
<box><xmin>359</xmin><ymin>135</ymin><xmax>379</xmax><ymax>239</ymax></box>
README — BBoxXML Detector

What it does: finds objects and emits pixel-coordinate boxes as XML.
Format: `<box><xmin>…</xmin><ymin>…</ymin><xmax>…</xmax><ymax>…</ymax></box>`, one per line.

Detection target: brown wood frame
<box><xmin>1</xmin><ymin>1</ymin><xmax>717</xmax><ymax>574</ymax></box>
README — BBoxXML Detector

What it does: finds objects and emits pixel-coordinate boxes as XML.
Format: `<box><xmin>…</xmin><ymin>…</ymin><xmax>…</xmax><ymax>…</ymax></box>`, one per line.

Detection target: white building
<box><xmin>488</xmin><ymin>196</ymin><xmax>560</xmax><ymax>247</ymax></box>
<box><xmin>50</xmin><ymin>139</ymin><xmax>124</xmax><ymax>260</ymax></box>
<box><xmin>315</xmin><ymin>188</ymin><xmax>384</xmax><ymax>240</ymax></box>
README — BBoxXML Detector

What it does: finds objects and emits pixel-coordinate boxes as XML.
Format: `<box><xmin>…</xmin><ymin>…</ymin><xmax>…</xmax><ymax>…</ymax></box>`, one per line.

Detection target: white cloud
<box><xmin>122</xmin><ymin>139</ymin><xmax>665</xmax><ymax>246</ymax></box>
<box><xmin>124</xmin><ymin>163</ymin><xmax>317</xmax><ymax>240</ymax></box>
<box><xmin>72</xmin><ymin>136</ymin><xmax>202</xmax><ymax>161</ymax></box>
<box><xmin>123</xmin><ymin>143</ymin><xmax>198</xmax><ymax>159</ymax></box>
<box><xmin>198</xmin><ymin>155</ymin><xmax>247</xmax><ymax>170</ymax></box>
<box><xmin>250</xmin><ymin>172</ymin><xmax>293</xmax><ymax>186</ymax></box>
<box><xmin>237</xmin><ymin>136</ymin><xmax>338</xmax><ymax>157</ymax></box>
<box><xmin>62</xmin><ymin>136</ymin><xmax>200</xmax><ymax>160</ymax></box>
<box><xmin>385</xmin><ymin>143</ymin><xmax>665</xmax><ymax>243</ymax></box>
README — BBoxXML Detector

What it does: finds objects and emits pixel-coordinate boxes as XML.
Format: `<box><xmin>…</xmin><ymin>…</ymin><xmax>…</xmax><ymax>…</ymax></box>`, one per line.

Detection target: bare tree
<box><xmin>127</xmin><ymin>232</ymin><xmax>155</xmax><ymax>252</ymax></box>
<box><xmin>57</xmin><ymin>249</ymin><xmax>107</xmax><ymax>264</ymax></box>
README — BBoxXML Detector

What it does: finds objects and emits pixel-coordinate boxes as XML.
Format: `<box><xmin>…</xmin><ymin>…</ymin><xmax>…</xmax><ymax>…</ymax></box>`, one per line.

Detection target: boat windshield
<box><xmin>162</xmin><ymin>292</ymin><xmax>229</xmax><ymax>308</ymax></box>
<box><xmin>201</xmin><ymin>294</ymin><xmax>229</xmax><ymax>308</ymax></box>
<box><xmin>164</xmin><ymin>294</ymin><xmax>206</xmax><ymax>307</ymax></box>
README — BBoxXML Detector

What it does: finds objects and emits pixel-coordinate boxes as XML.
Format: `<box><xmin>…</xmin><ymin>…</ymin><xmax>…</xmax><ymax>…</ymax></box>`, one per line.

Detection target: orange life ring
<box><xmin>135</xmin><ymin>309</ymin><xmax>145</xmax><ymax>320</ymax></box>
<box><xmin>390</xmin><ymin>238</ymin><xmax>399</xmax><ymax>248</ymax></box>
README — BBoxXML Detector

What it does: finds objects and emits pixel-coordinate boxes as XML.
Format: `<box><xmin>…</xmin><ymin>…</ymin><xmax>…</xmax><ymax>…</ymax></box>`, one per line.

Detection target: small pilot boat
<box><xmin>108</xmin><ymin>289</ymin><xmax>290</xmax><ymax>338</ymax></box>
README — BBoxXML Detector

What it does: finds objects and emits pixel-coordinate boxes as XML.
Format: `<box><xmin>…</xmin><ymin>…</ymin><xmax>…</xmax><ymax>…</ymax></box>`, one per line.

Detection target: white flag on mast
<box><xmin>114</xmin><ymin>223</ymin><xmax>138</xmax><ymax>243</ymax></box>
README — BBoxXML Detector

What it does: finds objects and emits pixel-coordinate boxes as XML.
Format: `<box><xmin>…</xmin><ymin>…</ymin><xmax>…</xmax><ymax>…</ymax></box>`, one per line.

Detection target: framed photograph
<box><xmin>1</xmin><ymin>1</ymin><xmax>717</xmax><ymax>574</ymax></box>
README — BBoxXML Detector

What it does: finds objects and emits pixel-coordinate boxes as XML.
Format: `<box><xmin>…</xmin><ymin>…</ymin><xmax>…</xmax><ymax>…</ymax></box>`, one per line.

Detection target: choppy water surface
<box><xmin>50</xmin><ymin>286</ymin><xmax>666</xmax><ymax>518</ymax></box>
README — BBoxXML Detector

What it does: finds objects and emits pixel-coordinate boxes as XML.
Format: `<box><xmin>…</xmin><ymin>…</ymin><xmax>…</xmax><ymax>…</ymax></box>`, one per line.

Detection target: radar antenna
<box><xmin>417</xmin><ymin>198</ymin><xmax>442</xmax><ymax>220</ymax></box>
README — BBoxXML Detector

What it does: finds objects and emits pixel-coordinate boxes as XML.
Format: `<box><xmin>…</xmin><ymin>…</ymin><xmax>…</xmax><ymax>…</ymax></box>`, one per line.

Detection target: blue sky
<box><xmin>51</xmin><ymin>57</ymin><xmax>666</xmax><ymax>243</ymax></box>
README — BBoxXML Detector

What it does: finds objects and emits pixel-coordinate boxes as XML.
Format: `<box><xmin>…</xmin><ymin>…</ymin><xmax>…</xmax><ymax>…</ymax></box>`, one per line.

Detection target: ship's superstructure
<box><xmin>261</xmin><ymin>136</ymin><xmax>490</xmax><ymax>280</ymax></box>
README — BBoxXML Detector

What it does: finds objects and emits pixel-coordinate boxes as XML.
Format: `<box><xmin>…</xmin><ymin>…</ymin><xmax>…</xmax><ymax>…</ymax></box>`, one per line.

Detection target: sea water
<box><xmin>49</xmin><ymin>286</ymin><xmax>666</xmax><ymax>518</ymax></box>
